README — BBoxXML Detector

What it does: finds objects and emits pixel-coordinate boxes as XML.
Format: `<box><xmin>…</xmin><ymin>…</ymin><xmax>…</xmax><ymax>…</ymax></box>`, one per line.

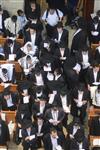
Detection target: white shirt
<box><xmin>78</xmin><ymin>142</ymin><xmax>83</xmax><ymax>150</ymax></box>
<box><xmin>51</xmin><ymin>136</ymin><xmax>58</xmax><ymax>150</ymax></box>
<box><xmin>78</xmin><ymin>91</ymin><xmax>83</xmax><ymax>102</ymax></box>
<box><xmin>60</xmin><ymin>49</ymin><xmax>64</xmax><ymax>57</ymax></box>
<box><xmin>73</xmin><ymin>28</ymin><xmax>82</xmax><ymax>37</ymax></box>
<box><xmin>10</xmin><ymin>44</ymin><xmax>14</xmax><ymax>54</ymax></box>
<box><xmin>60</xmin><ymin>95</ymin><xmax>67</xmax><ymax>107</ymax></box>
<box><xmin>73</xmin><ymin>126</ymin><xmax>79</xmax><ymax>135</ymax></box>
<box><xmin>93</xmin><ymin>71</ymin><xmax>98</xmax><ymax>82</ymax></box>
<box><xmin>31</xmin><ymin>33</ymin><xmax>36</xmax><ymax>48</ymax></box>
<box><xmin>82</xmin><ymin>52</ymin><xmax>89</xmax><ymax>63</ymax></box>
<box><xmin>95</xmin><ymin>91</ymin><xmax>100</xmax><ymax>106</ymax></box>
<box><xmin>55</xmin><ymin>74</ymin><xmax>61</xmax><ymax>80</ymax></box>
<box><xmin>42</xmin><ymin>9</ymin><xmax>63</xmax><ymax>26</ymax></box>
<box><xmin>38</xmin><ymin>124</ymin><xmax>42</xmax><ymax>134</ymax></box>
<box><xmin>52</xmin><ymin>110</ymin><xmax>58</xmax><ymax>121</ymax></box>
<box><xmin>58</xmin><ymin>32</ymin><xmax>63</xmax><ymax>42</ymax></box>
<box><xmin>7</xmin><ymin>97</ymin><xmax>14</xmax><ymax>107</ymax></box>
<box><xmin>94</xmin><ymin>23</ymin><xmax>98</xmax><ymax>30</ymax></box>
<box><xmin>40</xmin><ymin>103</ymin><xmax>45</xmax><ymax>114</ymax></box>
<box><xmin>35</xmin><ymin>74</ymin><xmax>44</xmax><ymax>86</ymax></box>
<box><xmin>0</xmin><ymin>14</ymin><xmax>2</xmax><ymax>29</ymax></box>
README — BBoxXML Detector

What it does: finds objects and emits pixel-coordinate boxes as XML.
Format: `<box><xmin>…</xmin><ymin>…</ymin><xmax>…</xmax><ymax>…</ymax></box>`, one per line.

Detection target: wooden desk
<box><xmin>1</xmin><ymin>111</ymin><xmax>16</xmax><ymax>124</ymax></box>
<box><xmin>0</xmin><ymin>61</ymin><xmax>22</xmax><ymax>73</ymax></box>
<box><xmin>91</xmin><ymin>43</ymin><xmax>100</xmax><ymax>55</ymax></box>
<box><xmin>0</xmin><ymin>146</ymin><xmax>7</xmax><ymax>150</ymax></box>
<box><xmin>0</xmin><ymin>37</ymin><xmax>24</xmax><ymax>46</ymax></box>
<box><xmin>0</xmin><ymin>84</ymin><xmax>17</xmax><ymax>92</ymax></box>
<box><xmin>90</xmin><ymin>136</ymin><xmax>100</xmax><ymax>148</ymax></box>
<box><xmin>88</xmin><ymin>108</ymin><xmax>100</xmax><ymax>119</ymax></box>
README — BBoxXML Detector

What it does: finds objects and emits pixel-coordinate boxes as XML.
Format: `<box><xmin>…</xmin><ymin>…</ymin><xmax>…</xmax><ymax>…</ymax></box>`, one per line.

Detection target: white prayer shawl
<box><xmin>21</xmin><ymin>42</ymin><xmax>37</xmax><ymax>56</ymax></box>
<box><xmin>0</xmin><ymin>63</ymin><xmax>14</xmax><ymax>81</ymax></box>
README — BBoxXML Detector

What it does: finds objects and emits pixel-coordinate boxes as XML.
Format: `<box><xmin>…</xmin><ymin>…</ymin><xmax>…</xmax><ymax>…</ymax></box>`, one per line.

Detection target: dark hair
<box><xmin>17</xmin><ymin>9</ymin><xmax>23</xmax><ymax>16</ymax></box>
<box><xmin>11</xmin><ymin>15</ymin><xmax>17</xmax><ymax>22</ymax></box>
<box><xmin>26</xmin><ymin>55</ymin><xmax>31</xmax><ymax>61</ymax></box>
<box><xmin>3</xmin><ymin>90</ymin><xmax>10</xmax><ymax>96</ymax></box>
<box><xmin>93</xmin><ymin>16</ymin><xmax>99</xmax><ymax>24</ymax></box>
<box><xmin>7</xmin><ymin>39</ymin><xmax>13</xmax><ymax>45</ymax></box>
<box><xmin>2</xmin><ymin>68</ymin><xmax>8</xmax><ymax>74</ymax></box>
<box><xmin>50</xmin><ymin>127</ymin><xmax>57</xmax><ymax>133</ymax></box>
<box><xmin>97</xmin><ymin>10</ymin><xmax>100</xmax><ymax>17</ymax></box>
<box><xmin>57</xmin><ymin>21</ymin><xmax>63</xmax><ymax>28</ymax></box>
<box><xmin>92</xmin><ymin>61</ymin><xmax>99</xmax><ymax>68</ymax></box>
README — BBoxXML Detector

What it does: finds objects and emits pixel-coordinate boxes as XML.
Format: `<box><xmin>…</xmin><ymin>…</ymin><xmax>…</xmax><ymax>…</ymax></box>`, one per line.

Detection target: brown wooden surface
<box><xmin>88</xmin><ymin>108</ymin><xmax>100</xmax><ymax>119</ymax></box>
<box><xmin>0</xmin><ymin>146</ymin><xmax>7</xmax><ymax>150</ymax></box>
<box><xmin>0</xmin><ymin>60</ymin><xmax>22</xmax><ymax>73</ymax></box>
<box><xmin>90</xmin><ymin>136</ymin><xmax>100</xmax><ymax>147</ymax></box>
<box><xmin>0</xmin><ymin>37</ymin><xmax>24</xmax><ymax>46</ymax></box>
<box><xmin>1</xmin><ymin>111</ymin><xmax>16</xmax><ymax>124</ymax></box>
<box><xmin>0</xmin><ymin>84</ymin><xmax>17</xmax><ymax>92</ymax></box>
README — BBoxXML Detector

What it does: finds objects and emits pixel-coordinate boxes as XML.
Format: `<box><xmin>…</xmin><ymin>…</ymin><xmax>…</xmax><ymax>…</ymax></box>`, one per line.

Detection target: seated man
<box><xmin>21</xmin><ymin>119</ymin><xmax>37</xmax><ymax>150</ymax></box>
<box><xmin>18</xmin><ymin>55</ymin><xmax>39</xmax><ymax>78</ymax></box>
<box><xmin>0</xmin><ymin>63</ymin><xmax>16</xmax><ymax>83</ymax></box>
<box><xmin>0</xmin><ymin>87</ymin><xmax>19</xmax><ymax>111</ymax></box>
<box><xmin>4</xmin><ymin>15</ymin><xmax>21</xmax><ymax>38</ymax></box>
<box><xmin>0</xmin><ymin>114</ymin><xmax>10</xmax><ymax>146</ymax></box>
<box><xmin>3</xmin><ymin>38</ymin><xmax>22</xmax><ymax>60</ymax></box>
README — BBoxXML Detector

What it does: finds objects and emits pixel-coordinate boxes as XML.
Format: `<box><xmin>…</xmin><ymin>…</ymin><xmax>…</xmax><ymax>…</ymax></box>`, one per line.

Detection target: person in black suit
<box><xmin>75</xmin><ymin>45</ymin><xmax>94</xmax><ymax>83</ymax></box>
<box><xmin>25</xmin><ymin>0</ymin><xmax>41</xmax><ymax>20</ymax></box>
<box><xmin>3</xmin><ymin>38</ymin><xmax>22</xmax><ymax>60</ymax></box>
<box><xmin>65</xmin><ymin>118</ymin><xmax>84</xmax><ymax>150</ymax></box>
<box><xmin>95</xmin><ymin>46</ymin><xmax>100</xmax><ymax>64</ymax></box>
<box><xmin>0</xmin><ymin>87</ymin><xmax>19</xmax><ymax>111</ymax></box>
<box><xmin>0</xmin><ymin>116</ymin><xmax>10</xmax><ymax>147</ymax></box>
<box><xmin>43</xmin><ymin>127</ymin><xmax>65</xmax><ymax>150</ymax></box>
<box><xmin>71</xmin><ymin>17</ymin><xmax>87</xmax><ymax>55</ymax></box>
<box><xmin>22</xmin><ymin>119</ymin><xmax>37</xmax><ymax>150</ymax></box>
<box><xmin>86</xmin><ymin>62</ymin><xmax>100</xmax><ymax>89</ymax></box>
<box><xmin>88</xmin><ymin>16</ymin><xmax>100</xmax><ymax>44</ymax></box>
<box><xmin>45</xmin><ymin>104</ymin><xmax>65</xmax><ymax>132</ymax></box>
<box><xmin>53</xmin><ymin>22</ymin><xmax>69</xmax><ymax>48</ymax></box>
<box><xmin>24</xmin><ymin>24</ymin><xmax>42</xmax><ymax>49</ymax></box>
<box><xmin>34</xmin><ymin>114</ymin><xmax>49</xmax><ymax>148</ymax></box>
<box><xmin>0</xmin><ymin>5</ymin><xmax>9</xmax><ymax>36</ymax></box>
<box><xmin>71</xmin><ymin>83</ymin><xmax>90</xmax><ymax>124</ymax></box>
<box><xmin>70</xmin><ymin>129</ymin><xmax>89</xmax><ymax>150</ymax></box>
<box><xmin>15</xmin><ymin>103</ymin><xmax>31</xmax><ymax>145</ymax></box>
<box><xmin>90</xmin><ymin>115</ymin><xmax>100</xmax><ymax>136</ymax></box>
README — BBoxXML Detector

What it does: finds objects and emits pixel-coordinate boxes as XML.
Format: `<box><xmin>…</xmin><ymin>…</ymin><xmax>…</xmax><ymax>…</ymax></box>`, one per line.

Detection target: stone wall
<box><xmin>0</xmin><ymin>0</ymin><xmax>24</xmax><ymax>15</ymax></box>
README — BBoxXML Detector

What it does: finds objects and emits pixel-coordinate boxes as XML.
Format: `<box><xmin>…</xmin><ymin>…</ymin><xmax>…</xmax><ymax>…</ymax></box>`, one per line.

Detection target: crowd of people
<box><xmin>0</xmin><ymin>0</ymin><xmax>100</xmax><ymax>150</ymax></box>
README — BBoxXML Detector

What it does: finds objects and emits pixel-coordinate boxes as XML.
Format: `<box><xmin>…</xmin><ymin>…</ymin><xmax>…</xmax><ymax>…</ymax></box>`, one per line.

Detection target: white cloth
<box><xmin>31</xmin><ymin>33</ymin><xmax>36</xmax><ymax>48</ymax></box>
<box><xmin>35</xmin><ymin>74</ymin><xmax>44</xmax><ymax>86</ymax></box>
<box><xmin>93</xmin><ymin>71</ymin><xmax>97</xmax><ymax>82</ymax></box>
<box><xmin>51</xmin><ymin>136</ymin><xmax>58</xmax><ymax>150</ymax></box>
<box><xmin>0</xmin><ymin>14</ymin><xmax>2</xmax><ymax>29</ymax></box>
<box><xmin>42</xmin><ymin>9</ymin><xmax>63</xmax><ymax>26</ymax></box>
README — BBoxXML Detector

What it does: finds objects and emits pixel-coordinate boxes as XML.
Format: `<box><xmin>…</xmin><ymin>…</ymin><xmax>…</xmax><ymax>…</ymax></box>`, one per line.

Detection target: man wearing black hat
<box><xmin>53</xmin><ymin>22</ymin><xmax>69</xmax><ymax>48</ymax></box>
<box><xmin>71</xmin><ymin>83</ymin><xmax>90</xmax><ymax>124</ymax></box>
<box><xmin>22</xmin><ymin>119</ymin><xmax>37</xmax><ymax>150</ymax></box>
<box><xmin>45</xmin><ymin>104</ymin><xmax>65</xmax><ymax>132</ymax></box>
<box><xmin>3</xmin><ymin>38</ymin><xmax>22</xmax><ymax>61</ymax></box>
<box><xmin>0</xmin><ymin>87</ymin><xmax>18</xmax><ymax>111</ymax></box>
<box><xmin>43</xmin><ymin>127</ymin><xmax>65</xmax><ymax>150</ymax></box>
<box><xmin>24</xmin><ymin>23</ymin><xmax>42</xmax><ymax>49</ymax></box>
<box><xmin>70</xmin><ymin>129</ymin><xmax>89</xmax><ymax>150</ymax></box>
<box><xmin>0</xmin><ymin>114</ymin><xmax>10</xmax><ymax>147</ymax></box>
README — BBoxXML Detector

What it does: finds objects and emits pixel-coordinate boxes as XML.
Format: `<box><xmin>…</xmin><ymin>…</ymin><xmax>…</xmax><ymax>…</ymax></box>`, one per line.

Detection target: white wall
<box><xmin>0</xmin><ymin>0</ymin><xmax>24</xmax><ymax>15</ymax></box>
<box><xmin>94</xmin><ymin>0</ymin><xmax>100</xmax><ymax>13</ymax></box>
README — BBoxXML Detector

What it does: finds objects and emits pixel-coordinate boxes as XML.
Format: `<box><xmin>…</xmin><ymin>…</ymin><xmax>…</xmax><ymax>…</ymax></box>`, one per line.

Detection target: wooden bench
<box><xmin>0</xmin><ymin>61</ymin><xmax>22</xmax><ymax>73</ymax></box>
<box><xmin>88</xmin><ymin>108</ymin><xmax>100</xmax><ymax>120</ymax></box>
<box><xmin>0</xmin><ymin>84</ymin><xmax>18</xmax><ymax>92</ymax></box>
<box><xmin>91</xmin><ymin>43</ymin><xmax>100</xmax><ymax>55</ymax></box>
<box><xmin>0</xmin><ymin>37</ymin><xmax>24</xmax><ymax>46</ymax></box>
<box><xmin>90</xmin><ymin>136</ymin><xmax>100</xmax><ymax>148</ymax></box>
<box><xmin>0</xmin><ymin>146</ymin><xmax>7</xmax><ymax>150</ymax></box>
<box><xmin>1</xmin><ymin>111</ymin><xmax>16</xmax><ymax>124</ymax></box>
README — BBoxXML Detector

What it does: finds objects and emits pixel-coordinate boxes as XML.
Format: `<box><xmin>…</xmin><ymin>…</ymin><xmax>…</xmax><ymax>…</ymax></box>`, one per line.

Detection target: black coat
<box><xmin>95</xmin><ymin>48</ymin><xmax>100</xmax><ymax>64</ymax></box>
<box><xmin>0</xmin><ymin>119</ymin><xmax>10</xmax><ymax>145</ymax></box>
<box><xmin>43</xmin><ymin>132</ymin><xmax>65</xmax><ymax>150</ymax></box>
<box><xmin>86</xmin><ymin>68</ymin><xmax>100</xmax><ymax>86</ymax></box>
<box><xmin>71</xmin><ymin>29</ymin><xmax>87</xmax><ymax>53</ymax></box>
<box><xmin>53</xmin><ymin>29</ymin><xmax>69</xmax><ymax>47</ymax></box>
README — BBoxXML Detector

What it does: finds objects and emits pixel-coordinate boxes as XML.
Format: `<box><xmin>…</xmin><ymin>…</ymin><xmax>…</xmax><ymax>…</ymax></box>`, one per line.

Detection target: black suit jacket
<box><xmin>90</xmin><ymin>116</ymin><xmax>100</xmax><ymax>136</ymax></box>
<box><xmin>4</xmin><ymin>41</ymin><xmax>21</xmax><ymax>60</ymax></box>
<box><xmin>43</xmin><ymin>132</ymin><xmax>65</xmax><ymax>150</ymax></box>
<box><xmin>70</xmin><ymin>137</ymin><xmax>89</xmax><ymax>150</ymax></box>
<box><xmin>1</xmin><ymin>92</ymin><xmax>18</xmax><ymax>111</ymax></box>
<box><xmin>95</xmin><ymin>48</ymin><xmax>100</xmax><ymax>64</ymax></box>
<box><xmin>0</xmin><ymin>119</ymin><xmax>10</xmax><ymax>145</ymax></box>
<box><xmin>86</xmin><ymin>68</ymin><xmax>100</xmax><ymax>86</ymax></box>
<box><xmin>24</xmin><ymin>31</ymin><xmax>42</xmax><ymax>48</ymax></box>
<box><xmin>53</xmin><ymin>29</ymin><xmax>69</xmax><ymax>47</ymax></box>
<box><xmin>71</xmin><ymin>29</ymin><xmax>87</xmax><ymax>53</ymax></box>
<box><xmin>1</xmin><ymin>10</ymin><xmax>9</xmax><ymax>33</ymax></box>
